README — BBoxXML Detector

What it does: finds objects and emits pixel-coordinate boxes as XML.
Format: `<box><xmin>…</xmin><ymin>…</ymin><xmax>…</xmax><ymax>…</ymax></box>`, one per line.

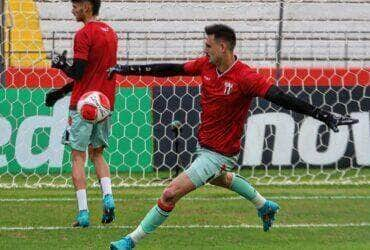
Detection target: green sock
<box><xmin>140</xmin><ymin>204</ymin><xmax>171</xmax><ymax>233</ymax></box>
<box><xmin>230</xmin><ymin>173</ymin><xmax>266</xmax><ymax>209</ymax></box>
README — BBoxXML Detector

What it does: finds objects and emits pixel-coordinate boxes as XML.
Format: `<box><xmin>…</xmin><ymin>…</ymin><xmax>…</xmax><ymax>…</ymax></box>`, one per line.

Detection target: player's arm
<box><xmin>264</xmin><ymin>85</ymin><xmax>359</xmax><ymax>132</ymax></box>
<box><xmin>108</xmin><ymin>57</ymin><xmax>207</xmax><ymax>78</ymax></box>
<box><xmin>51</xmin><ymin>50</ymin><xmax>87</xmax><ymax>80</ymax></box>
<box><xmin>45</xmin><ymin>80</ymin><xmax>74</xmax><ymax>107</ymax></box>
<box><xmin>45</xmin><ymin>50</ymin><xmax>86</xmax><ymax>107</ymax></box>
<box><xmin>108</xmin><ymin>63</ymin><xmax>186</xmax><ymax>78</ymax></box>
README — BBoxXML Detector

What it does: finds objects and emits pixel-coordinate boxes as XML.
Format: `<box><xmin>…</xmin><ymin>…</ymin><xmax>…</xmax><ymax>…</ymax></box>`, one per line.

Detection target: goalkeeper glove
<box><xmin>51</xmin><ymin>50</ymin><xmax>70</xmax><ymax>70</ymax></box>
<box><xmin>107</xmin><ymin>64</ymin><xmax>125</xmax><ymax>79</ymax></box>
<box><xmin>45</xmin><ymin>81</ymin><xmax>74</xmax><ymax>107</ymax></box>
<box><xmin>45</xmin><ymin>88</ymin><xmax>65</xmax><ymax>107</ymax></box>
<box><xmin>313</xmin><ymin>108</ymin><xmax>358</xmax><ymax>132</ymax></box>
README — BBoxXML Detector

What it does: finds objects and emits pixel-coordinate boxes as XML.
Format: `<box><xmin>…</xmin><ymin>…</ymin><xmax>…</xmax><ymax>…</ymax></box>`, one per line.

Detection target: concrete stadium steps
<box><xmin>34</xmin><ymin>0</ymin><xmax>370</xmax><ymax>66</ymax></box>
<box><xmin>36</xmin><ymin>20</ymin><xmax>280</xmax><ymax>33</ymax></box>
<box><xmin>36</xmin><ymin>2</ymin><xmax>278</xmax><ymax>23</ymax></box>
<box><xmin>37</xmin><ymin>19</ymin><xmax>370</xmax><ymax>34</ymax></box>
<box><xmin>36</xmin><ymin>1</ymin><xmax>369</xmax><ymax>32</ymax></box>
<box><xmin>7</xmin><ymin>0</ymin><xmax>49</xmax><ymax>67</ymax></box>
<box><xmin>42</xmin><ymin>30</ymin><xmax>370</xmax><ymax>67</ymax></box>
<box><xmin>36</xmin><ymin>1</ymin><xmax>369</xmax><ymax>20</ymax></box>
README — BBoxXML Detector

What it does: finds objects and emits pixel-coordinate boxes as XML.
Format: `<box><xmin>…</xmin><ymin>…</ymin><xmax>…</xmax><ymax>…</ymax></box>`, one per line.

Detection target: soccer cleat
<box><xmin>257</xmin><ymin>200</ymin><xmax>280</xmax><ymax>232</ymax></box>
<box><xmin>72</xmin><ymin>210</ymin><xmax>90</xmax><ymax>228</ymax></box>
<box><xmin>110</xmin><ymin>236</ymin><xmax>135</xmax><ymax>250</ymax></box>
<box><xmin>102</xmin><ymin>194</ymin><xmax>115</xmax><ymax>224</ymax></box>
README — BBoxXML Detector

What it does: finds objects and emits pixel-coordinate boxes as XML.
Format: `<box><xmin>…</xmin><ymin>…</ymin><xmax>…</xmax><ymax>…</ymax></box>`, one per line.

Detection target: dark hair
<box><xmin>205</xmin><ymin>24</ymin><xmax>236</xmax><ymax>51</ymax></box>
<box><xmin>71</xmin><ymin>0</ymin><xmax>101</xmax><ymax>16</ymax></box>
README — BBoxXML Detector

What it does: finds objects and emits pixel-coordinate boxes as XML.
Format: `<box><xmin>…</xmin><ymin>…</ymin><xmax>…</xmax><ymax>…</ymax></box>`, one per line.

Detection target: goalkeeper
<box><xmin>45</xmin><ymin>0</ymin><xmax>118</xmax><ymax>227</ymax></box>
<box><xmin>108</xmin><ymin>24</ymin><xmax>358</xmax><ymax>249</ymax></box>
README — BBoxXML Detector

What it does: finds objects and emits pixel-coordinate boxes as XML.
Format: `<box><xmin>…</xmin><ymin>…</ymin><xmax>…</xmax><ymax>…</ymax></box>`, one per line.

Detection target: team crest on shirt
<box><xmin>224</xmin><ymin>82</ymin><xmax>234</xmax><ymax>95</ymax></box>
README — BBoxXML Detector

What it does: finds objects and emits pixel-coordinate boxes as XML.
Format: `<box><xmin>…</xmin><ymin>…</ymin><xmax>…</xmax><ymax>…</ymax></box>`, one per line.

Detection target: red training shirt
<box><xmin>70</xmin><ymin>21</ymin><xmax>118</xmax><ymax>110</ymax></box>
<box><xmin>184</xmin><ymin>56</ymin><xmax>273</xmax><ymax>156</ymax></box>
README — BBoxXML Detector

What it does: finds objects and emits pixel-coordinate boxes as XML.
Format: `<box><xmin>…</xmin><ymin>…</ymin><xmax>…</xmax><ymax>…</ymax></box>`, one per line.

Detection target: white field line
<box><xmin>1</xmin><ymin>195</ymin><xmax>370</xmax><ymax>202</ymax></box>
<box><xmin>0</xmin><ymin>223</ymin><xmax>369</xmax><ymax>231</ymax></box>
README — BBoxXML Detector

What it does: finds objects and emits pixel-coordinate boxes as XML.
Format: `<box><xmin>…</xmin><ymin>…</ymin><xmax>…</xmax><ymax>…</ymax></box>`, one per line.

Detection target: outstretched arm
<box><xmin>107</xmin><ymin>63</ymin><xmax>186</xmax><ymax>78</ymax></box>
<box><xmin>264</xmin><ymin>85</ymin><xmax>358</xmax><ymax>132</ymax></box>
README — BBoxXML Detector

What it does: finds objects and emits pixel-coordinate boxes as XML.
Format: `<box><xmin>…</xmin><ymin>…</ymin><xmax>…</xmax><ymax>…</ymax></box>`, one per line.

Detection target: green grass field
<box><xmin>0</xmin><ymin>184</ymin><xmax>369</xmax><ymax>249</ymax></box>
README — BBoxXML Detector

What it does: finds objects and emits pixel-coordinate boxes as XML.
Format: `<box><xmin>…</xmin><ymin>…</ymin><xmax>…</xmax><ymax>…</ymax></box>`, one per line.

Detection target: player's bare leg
<box><xmin>89</xmin><ymin>146</ymin><xmax>116</xmax><ymax>224</ymax></box>
<box><xmin>110</xmin><ymin>172</ymin><xmax>196</xmax><ymax>249</ymax></box>
<box><xmin>210</xmin><ymin>172</ymin><xmax>280</xmax><ymax>232</ymax></box>
<box><xmin>71</xmin><ymin>149</ymin><xmax>90</xmax><ymax>227</ymax></box>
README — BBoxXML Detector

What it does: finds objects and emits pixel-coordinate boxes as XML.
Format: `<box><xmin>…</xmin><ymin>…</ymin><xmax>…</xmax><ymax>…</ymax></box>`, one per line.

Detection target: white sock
<box><xmin>251</xmin><ymin>192</ymin><xmax>266</xmax><ymax>209</ymax></box>
<box><xmin>76</xmin><ymin>189</ymin><xmax>88</xmax><ymax>211</ymax></box>
<box><xmin>100</xmin><ymin>177</ymin><xmax>112</xmax><ymax>196</ymax></box>
<box><xmin>128</xmin><ymin>225</ymin><xmax>148</xmax><ymax>244</ymax></box>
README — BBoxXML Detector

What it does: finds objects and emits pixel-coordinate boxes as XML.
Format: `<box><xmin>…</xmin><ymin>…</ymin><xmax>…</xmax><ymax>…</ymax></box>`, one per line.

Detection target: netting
<box><xmin>0</xmin><ymin>0</ymin><xmax>369</xmax><ymax>187</ymax></box>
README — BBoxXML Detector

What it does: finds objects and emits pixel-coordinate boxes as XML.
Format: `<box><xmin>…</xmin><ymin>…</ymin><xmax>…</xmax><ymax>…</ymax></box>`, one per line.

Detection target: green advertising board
<box><xmin>0</xmin><ymin>88</ymin><xmax>153</xmax><ymax>174</ymax></box>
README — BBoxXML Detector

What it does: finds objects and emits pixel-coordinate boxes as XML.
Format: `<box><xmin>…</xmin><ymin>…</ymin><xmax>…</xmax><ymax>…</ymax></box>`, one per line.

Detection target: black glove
<box><xmin>45</xmin><ymin>88</ymin><xmax>65</xmax><ymax>107</ymax></box>
<box><xmin>313</xmin><ymin>109</ymin><xmax>359</xmax><ymax>132</ymax></box>
<box><xmin>51</xmin><ymin>50</ymin><xmax>69</xmax><ymax>70</ymax></box>
<box><xmin>107</xmin><ymin>64</ymin><xmax>125</xmax><ymax>79</ymax></box>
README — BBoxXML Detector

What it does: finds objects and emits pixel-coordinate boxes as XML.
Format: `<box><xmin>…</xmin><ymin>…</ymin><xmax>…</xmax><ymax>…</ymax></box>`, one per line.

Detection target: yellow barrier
<box><xmin>5</xmin><ymin>0</ymin><xmax>49</xmax><ymax>67</ymax></box>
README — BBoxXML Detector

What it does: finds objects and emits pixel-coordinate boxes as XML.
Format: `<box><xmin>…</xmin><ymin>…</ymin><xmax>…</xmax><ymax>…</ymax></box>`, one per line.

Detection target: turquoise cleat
<box><xmin>110</xmin><ymin>236</ymin><xmax>135</xmax><ymax>250</ymax></box>
<box><xmin>258</xmin><ymin>200</ymin><xmax>280</xmax><ymax>232</ymax></box>
<box><xmin>72</xmin><ymin>210</ymin><xmax>90</xmax><ymax>228</ymax></box>
<box><xmin>102</xmin><ymin>194</ymin><xmax>115</xmax><ymax>224</ymax></box>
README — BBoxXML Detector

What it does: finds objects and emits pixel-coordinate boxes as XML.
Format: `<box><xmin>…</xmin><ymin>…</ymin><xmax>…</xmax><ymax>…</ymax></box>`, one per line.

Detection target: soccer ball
<box><xmin>77</xmin><ymin>91</ymin><xmax>111</xmax><ymax>123</ymax></box>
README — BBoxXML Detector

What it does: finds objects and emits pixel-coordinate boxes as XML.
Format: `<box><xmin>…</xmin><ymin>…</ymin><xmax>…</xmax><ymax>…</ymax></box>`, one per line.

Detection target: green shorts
<box><xmin>185</xmin><ymin>147</ymin><xmax>238</xmax><ymax>188</ymax></box>
<box><xmin>62</xmin><ymin>110</ymin><xmax>111</xmax><ymax>151</ymax></box>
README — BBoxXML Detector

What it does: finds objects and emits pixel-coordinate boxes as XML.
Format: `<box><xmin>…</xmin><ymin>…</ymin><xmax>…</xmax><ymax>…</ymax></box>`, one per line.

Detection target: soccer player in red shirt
<box><xmin>45</xmin><ymin>0</ymin><xmax>118</xmax><ymax>227</ymax></box>
<box><xmin>108</xmin><ymin>24</ymin><xmax>358</xmax><ymax>249</ymax></box>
